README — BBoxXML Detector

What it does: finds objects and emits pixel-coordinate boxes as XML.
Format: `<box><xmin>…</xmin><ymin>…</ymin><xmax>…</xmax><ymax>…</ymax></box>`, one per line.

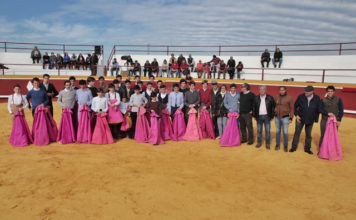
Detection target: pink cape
<box><xmin>219</xmin><ymin>112</ymin><xmax>241</xmax><ymax>147</ymax></box>
<box><xmin>91</xmin><ymin>112</ymin><xmax>114</xmax><ymax>144</ymax></box>
<box><xmin>148</xmin><ymin>112</ymin><xmax>165</xmax><ymax>145</ymax></box>
<box><xmin>183</xmin><ymin>108</ymin><xmax>202</xmax><ymax>141</ymax></box>
<box><xmin>134</xmin><ymin>107</ymin><xmax>150</xmax><ymax>142</ymax></box>
<box><xmin>32</xmin><ymin>106</ymin><xmax>57</xmax><ymax>145</ymax></box>
<box><xmin>160</xmin><ymin>109</ymin><xmax>173</xmax><ymax>140</ymax></box>
<box><xmin>76</xmin><ymin>105</ymin><xmax>92</xmax><ymax>144</ymax></box>
<box><xmin>9</xmin><ymin>110</ymin><xmax>33</xmax><ymax>147</ymax></box>
<box><xmin>108</xmin><ymin>99</ymin><xmax>124</xmax><ymax>124</ymax></box>
<box><xmin>199</xmin><ymin>109</ymin><xmax>215</xmax><ymax>139</ymax></box>
<box><xmin>120</xmin><ymin>116</ymin><xmax>131</xmax><ymax>131</ymax></box>
<box><xmin>172</xmin><ymin>108</ymin><xmax>186</xmax><ymax>141</ymax></box>
<box><xmin>318</xmin><ymin>116</ymin><xmax>343</xmax><ymax>161</ymax></box>
<box><xmin>57</xmin><ymin>108</ymin><xmax>76</xmax><ymax>144</ymax></box>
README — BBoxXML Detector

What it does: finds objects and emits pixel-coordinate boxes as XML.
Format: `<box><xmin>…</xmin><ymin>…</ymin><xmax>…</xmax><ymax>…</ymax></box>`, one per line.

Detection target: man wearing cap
<box><xmin>239</xmin><ymin>83</ymin><xmax>255</xmax><ymax>145</ymax></box>
<box><xmin>211</xmin><ymin>80</ymin><xmax>220</xmax><ymax>137</ymax></box>
<box><xmin>290</xmin><ymin>86</ymin><xmax>321</xmax><ymax>154</ymax></box>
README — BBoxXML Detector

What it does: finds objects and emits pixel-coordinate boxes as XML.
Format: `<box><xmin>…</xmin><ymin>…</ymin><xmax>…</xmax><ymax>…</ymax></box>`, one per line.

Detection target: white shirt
<box><xmin>213</xmin><ymin>89</ymin><xmax>219</xmax><ymax>95</ymax></box>
<box><xmin>307</xmin><ymin>94</ymin><xmax>314</xmax><ymax>107</ymax></box>
<box><xmin>8</xmin><ymin>93</ymin><xmax>29</xmax><ymax>114</ymax></box>
<box><xmin>105</xmin><ymin>92</ymin><xmax>121</xmax><ymax>105</ymax></box>
<box><xmin>259</xmin><ymin>95</ymin><xmax>267</xmax><ymax>115</ymax></box>
<box><xmin>119</xmin><ymin>102</ymin><xmax>130</xmax><ymax>114</ymax></box>
<box><xmin>160</xmin><ymin>93</ymin><xmax>167</xmax><ymax>99</ymax></box>
<box><xmin>91</xmin><ymin>96</ymin><xmax>108</xmax><ymax>112</ymax></box>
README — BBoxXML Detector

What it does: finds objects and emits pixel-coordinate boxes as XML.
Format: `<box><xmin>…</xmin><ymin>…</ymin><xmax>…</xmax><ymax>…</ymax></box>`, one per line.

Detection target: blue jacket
<box><xmin>224</xmin><ymin>92</ymin><xmax>240</xmax><ymax>113</ymax></box>
<box><xmin>294</xmin><ymin>94</ymin><xmax>321</xmax><ymax>125</ymax></box>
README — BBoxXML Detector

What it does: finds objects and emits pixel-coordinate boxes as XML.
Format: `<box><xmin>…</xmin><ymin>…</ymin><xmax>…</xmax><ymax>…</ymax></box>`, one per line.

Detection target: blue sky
<box><xmin>1</xmin><ymin>0</ymin><xmax>356</xmax><ymax>55</ymax></box>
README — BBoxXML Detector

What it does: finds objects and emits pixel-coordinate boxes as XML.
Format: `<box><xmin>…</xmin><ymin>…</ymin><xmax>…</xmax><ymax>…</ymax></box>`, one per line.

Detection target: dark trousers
<box><xmin>170</xmin><ymin>106</ymin><xmax>179</xmax><ymax>119</ymax></box>
<box><xmin>239</xmin><ymin>113</ymin><xmax>254</xmax><ymax>143</ymax></box>
<box><xmin>291</xmin><ymin>121</ymin><xmax>313</xmax><ymax>151</ymax></box>
<box><xmin>129</xmin><ymin>112</ymin><xmax>138</xmax><ymax>139</ymax></box>
<box><xmin>261</xmin><ymin>58</ymin><xmax>270</xmax><ymax>68</ymax></box>
<box><xmin>109</xmin><ymin>123</ymin><xmax>121</xmax><ymax>139</ymax></box>
<box><xmin>212</xmin><ymin>115</ymin><xmax>219</xmax><ymax>137</ymax></box>
<box><xmin>227</xmin><ymin>67</ymin><xmax>235</xmax><ymax>79</ymax></box>
<box><xmin>32</xmin><ymin>57</ymin><xmax>40</xmax><ymax>64</ymax></box>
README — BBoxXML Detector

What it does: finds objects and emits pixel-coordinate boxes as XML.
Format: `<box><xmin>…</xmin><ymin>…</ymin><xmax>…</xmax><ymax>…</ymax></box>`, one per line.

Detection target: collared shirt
<box><xmin>8</xmin><ymin>93</ymin><xmax>29</xmax><ymax>114</ymax></box>
<box><xmin>76</xmin><ymin>88</ymin><xmax>93</xmax><ymax>106</ymax></box>
<box><xmin>58</xmin><ymin>89</ymin><xmax>76</xmax><ymax>109</ymax></box>
<box><xmin>119</xmin><ymin>102</ymin><xmax>130</xmax><ymax>114</ymax></box>
<box><xmin>259</xmin><ymin>95</ymin><xmax>267</xmax><ymax>115</ymax></box>
<box><xmin>168</xmin><ymin>91</ymin><xmax>184</xmax><ymax>112</ymax></box>
<box><xmin>91</xmin><ymin>96</ymin><xmax>108</xmax><ymax>112</ymax></box>
<box><xmin>129</xmin><ymin>93</ymin><xmax>148</xmax><ymax>112</ymax></box>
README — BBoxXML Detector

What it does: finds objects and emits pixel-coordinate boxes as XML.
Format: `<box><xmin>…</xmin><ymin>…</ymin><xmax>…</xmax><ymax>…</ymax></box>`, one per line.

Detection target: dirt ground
<box><xmin>0</xmin><ymin>103</ymin><xmax>356</xmax><ymax>220</ymax></box>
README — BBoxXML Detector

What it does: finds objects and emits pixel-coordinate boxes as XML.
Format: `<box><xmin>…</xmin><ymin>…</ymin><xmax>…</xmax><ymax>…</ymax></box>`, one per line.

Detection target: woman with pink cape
<box><xmin>183</xmin><ymin>108</ymin><xmax>202</xmax><ymax>141</ymax></box>
<box><xmin>91</xmin><ymin>112</ymin><xmax>114</xmax><ymax>144</ymax></box>
<box><xmin>32</xmin><ymin>106</ymin><xmax>57</xmax><ymax>145</ymax></box>
<box><xmin>134</xmin><ymin>107</ymin><xmax>150</xmax><ymax>143</ymax></box>
<box><xmin>76</xmin><ymin>105</ymin><xmax>92</xmax><ymax>144</ymax></box>
<box><xmin>172</xmin><ymin>108</ymin><xmax>186</xmax><ymax>141</ymax></box>
<box><xmin>10</xmin><ymin>111</ymin><xmax>33</xmax><ymax>147</ymax></box>
<box><xmin>219</xmin><ymin>112</ymin><xmax>241</xmax><ymax>147</ymax></box>
<box><xmin>160</xmin><ymin>109</ymin><xmax>173</xmax><ymax>140</ymax></box>
<box><xmin>318</xmin><ymin>116</ymin><xmax>343</xmax><ymax>161</ymax></box>
<box><xmin>199</xmin><ymin>108</ymin><xmax>215</xmax><ymax>139</ymax></box>
<box><xmin>57</xmin><ymin>108</ymin><xmax>76</xmax><ymax>144</ymax></box>
<box><xmin>148</xmin><ymin>112</ymin><xmax>165</xmax><ymax>145</ymax></box>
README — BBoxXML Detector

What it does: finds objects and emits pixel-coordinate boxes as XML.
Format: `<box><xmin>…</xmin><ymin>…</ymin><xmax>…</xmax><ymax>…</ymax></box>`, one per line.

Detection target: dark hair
<box><xmin>134</xmin><ymin>75</ymin><xmax>140</xmax><ymax>79</ymax></box>
<box><xmin>87</xmin><ymin>76</ymin><xmax>95</xmax><ymax>83</ymax></box>
<box><xmin>79</xmin><ymin>79</ymin><xmax>86</xmax><ymax>85</ymax></box>
<box><xmin>113</xmin><ymin>79</ymin><xmax>119</xmax><ymax>84</ymax></box>
<box><xmin>147</xmin><ymin>82</ymin><xmax>153</xmax><ymax>85</ymax></box>
<box><xmin>157</xmin><ymin>80</ymin><xmax>163</xmax><ymax>83</ymax></box>
<box><xmin>149</xmin><ymin>75</ymin><xmax>155</xmax><ymax>79</ymax></box>
<box><xmin>173</xmin><ymin>83</ymin><xmax>179</xmax><ymax>88</ymax></box>
<box><xmin>125</xmin><ymin>79</ymin><xmax>131</xmax><ymax>84</ymax></box>
<box><xmin>137</xmin><ymin>81</ymin><xmax>143</xmax><ymax>85</ymax></box>
<box><xmin>32</xmin><ymin>77</ymin><xmax>40</xmax><ymax>83</ymax></box>
<box><xmin>69</xmin><ymin>76</ymin><xmax>76</xmax><ymax>81</ymax></box>
<box><xmin>150</xmin><ymin>91</ymin><xmax>157</xmax><ymax>97</ymax></box>
<box><xmin>279</xmin><ymin>86</ymin><xmax>287</xmax><ymax>90</ymax></box>
<box><xmin>230</xmin><ymin>83</ymin><xmax>236</xmax><ymax>88</ymax></box>
<box><xmin>43</xmin><ymin>74</ymin><xmax>50</xmax><ymax>78</ymax></box>
<box><xmin>180</xmin><ymin>79</ymin><xmax>186</xmax><ymax>84</ymax></box>
<box><xmin>202</xmin><ymin>80</ymin><xmax>208</xmax><ymax>85</ymax></box>
<box><xmin>134</xmin><ymin>85</ymin><xmax>140</xmax><ymax>91</ymax></box>
<box><xmin>99</xmin><ymin>76</ymin><xmax>105</xmax><ymax>80</ymax></box>
<box><xmin>108</xmin><ymin>83</ymin><xmax>115</xmax><ymax>89</ymax></box>
<box><xmin>189</xmin><ymin>81</ymin><xmax>196</xmax><ymax>86</ymax></box>
<box><xmin>64</xmin><ymin>80</ymin><xmax>71</xmax><ymax>85</ymax></box>
<box><xmin>116</xmin><ymin>75</ymin><xmax>122</xmax><ymax>79</ymax></box>
<box><xmin>242</xmin><ymin>83</ymin><xmax>250</xmax><ymax>91</ymax></box>
<box><xmin>326</xmin><ymin>85</ymin><xmax>335</xmax><ymax>91</ymax></box>
<box><xmin>160</xmin><ymin>85</ymin><xmax>166</xmax><ymax>89</ymax></box>
<box><xmin>13</xmin><ymin>84</ymin><xmax>21</xmax><ymax>89</ymax></box>
<box><xmin>97</xmin><ymin>88</ymin><xmax>104</xmax><ymax>93</ymax></box>
<box><xmin>220</xmin><ymin>84</ymin><xmax>227</xmax><ymax>90</ymax></box>
<box><xmin>121</xmin><ymin>95</ymin><xmax>128</xmax><ymax>100</ymax></box>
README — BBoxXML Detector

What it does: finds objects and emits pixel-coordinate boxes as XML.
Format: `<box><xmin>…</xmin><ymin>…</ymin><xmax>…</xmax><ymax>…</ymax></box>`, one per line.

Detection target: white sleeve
<box><xmin>114</xmin><ymin>93</ymin><xmax>121</xmax><ymax>105</ymax></box>
<box><xmin>8</xmin><ymin>95</ymin><xmax>13</xmax><ymax>114</ymax></box>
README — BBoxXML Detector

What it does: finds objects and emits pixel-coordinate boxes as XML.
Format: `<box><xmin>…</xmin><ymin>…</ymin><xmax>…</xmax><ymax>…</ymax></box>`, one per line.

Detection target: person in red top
<box><xmin>203</xmin><ymin>62</ymin><xmax>210</xmax><ymax>79</ymax></box>
<box><xmin>199</xmin><ymin>80</ymin><xmax>212</xmax><ymax>112</ymax></box>
<box><xmin>218</xmin><ymin>60</ymin><xmax>227</xmax><ymax>79</ymax></box>
<box><xmin>196</xmin><ymin>60</ymin><xmax>204</xmax><ymax>78</ymax></box>
<box><xmin>210</xmin><ymin>55</ymin><xmax>221</xmax><ymax>65</ymax></box>
<box><xmin>180</xmin><ymin>60</ymin><xmax>189</xmax><ymax>76</ymax></box>
<box><xmin>170</xmin><ymin>60</ymin><xmax>179</xmax><ymax>78</ymax></box>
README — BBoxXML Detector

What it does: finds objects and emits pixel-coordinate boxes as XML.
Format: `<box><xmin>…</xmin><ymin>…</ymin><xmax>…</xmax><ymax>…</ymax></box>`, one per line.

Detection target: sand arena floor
<box><xmin>0</xmin><ymin>103</ymin><xmax>356</xmax><ymax>220</ymax></box>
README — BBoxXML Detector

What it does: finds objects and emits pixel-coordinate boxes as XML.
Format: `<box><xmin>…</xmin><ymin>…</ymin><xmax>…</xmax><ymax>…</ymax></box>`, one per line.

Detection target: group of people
<box><xmin>30</xmin><ymin>46</ymin><xmax>99</xmax><ymax>75</ymax></box>
<box><xmin>8</xmin><ymin>74</ymin><xmax>343</xmax><ymax>160</ymax></box>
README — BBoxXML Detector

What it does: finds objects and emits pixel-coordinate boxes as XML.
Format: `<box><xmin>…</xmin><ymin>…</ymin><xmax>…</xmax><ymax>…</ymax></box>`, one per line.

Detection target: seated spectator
<box><xmin>161</xmin><ymin>59</ymin><xmax>168</xmax><ymax>77</ymax></box>
<box><xmin>196</xmin><ymin>60</ymin><xmax>203</xmax><ymax>78</ymax></box>
<box><xmin>70</xmin><ymin>53</ymin><xmax>77</xmax><ymax>69</ymax></box>
<box><xmin>169</xmin><ymin>53</ymin><xmax>176</xmax><ymax>71</ymax></box>
<box><xmin>85</xmin><ymin>53</ymin><xmax>91</xmax><ymax>70</ymax></box>
<box><xmin>203</xmin><ymin>62</ymin><xmax>210</xmax><ymax>79</ymax></box>
<box><xmin>151</xmin><ymin>58</ymin><xmax>159</xmax><ymax>77</ymax></box>
<box><xmin>49</xmin><ymin>52</ymin><xmax>57</xmax><ymax>69</ymax></box>
<box><xmin>210</xmin><ymin>62</ymin><xmax>217</xmax><ymax>79</ymax></box>
<box><xmin>210</xmin><ymin>55</ymin><xmax>221</xmax><ymax>69</ymax></box>
<box><xmin>110</xmin><ymin>58</ymin><xmax>120</xmax><ymax>76</ymax></box>
<box><xmin>261</xmin><ymin>49</ymin><xmax>270</xmax><ymax>68</ymax></box>
<box><xmin>133</xmin><ymin>60</ymin><xmax>141</xmax><ymax>76</ymax></box>
<box><xmin>187</xmin><ymin>54</ymin><xmax>195</xmax><ymax>72</ymax></box>
<box><xmin>180</xmin><ymin>60</ymin><xmax>189</xmax><ymax>76</ymax></box>
<box><xmin>143</xmin><ymin>60</ymin><xmax>152</xmax><ymax>77</ymax></box>
<box><xmin>273</xmin><ymin>48</ymin><xmax>283</xmax><ymax>68</ymax></box>
<box><xmin>56</xmin><ymin>53</ymin><xmax>63</xmax><ymax>69</ymax></box>
<box><xmin>77</xmin><ymin>53</ymin><xmax>85</xmax><ymax>70</ymax></box>
<box><xmin>42</xmin><ymin>52</ymin><xmax>50</xmax><ymax>69</ymax></box>
<box><xmin>218</xmin><ymin>60</ymin><xmax>227</xmax><ymax>79</ymax></box>
<box><xmin>126</xmin><ymin>55</ymin><xmax>134</xmax><ymax>66</ymax></box>
<box><xmin>31</xmin><ymin>46</ymin><xmax>41</xmax><ymax>64</ymax></box>
<box><xmin>177</xmin><ymin>54</ymin><xmax>186</xmax><ymax>69</ymax></box>
<box><xmin>170</xmin><ymin>60</ymin><xmax>179</xmax><ymax>78</ymax></box>
<box><xmin>227</xmin><ymin>56</ymin><xmax>236</xmax><ymax>79</ymax></box>
<box><xmin>63</xmin><ymin>53</ymin><xmax>71</xmax><ymax>69</ymax></box>
<box><xmin>236</xmin><ymin>61</ymin><xmax>244</xmax><ymax>79</ymax></box>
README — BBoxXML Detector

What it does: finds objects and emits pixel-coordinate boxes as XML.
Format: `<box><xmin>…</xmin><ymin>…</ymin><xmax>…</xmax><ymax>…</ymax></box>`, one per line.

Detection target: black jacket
<box><xmin>227</xmin><ymin>59</ymin><xmax>236</xmax><ymax>68</ymax></box>
<box><xmin>294</xmin><ymin>94</ymin><xmax>321</xmax><ymax>125</ymax></box>
<box><xmin>40</xmin><ymin>83</ymin><xmax>58</xmax><ymax>106</ymax></box>
<box><xmin>213</xmin><ymin>93</ymin><xmax>228</xmax><ymax>117</ymax></box>
<box><xmin>253</xmin><ymin>94</ymin><xmax>276</xmax><ymax>120</ymax></box>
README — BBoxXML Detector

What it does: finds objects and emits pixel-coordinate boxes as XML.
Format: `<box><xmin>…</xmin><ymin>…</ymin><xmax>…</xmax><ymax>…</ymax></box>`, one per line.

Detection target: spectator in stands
<box><xmin>56</xmin><ymin>53</ymin><xmax>63</xmax><ymax>69</ymax></box>
<box><xmin>196</xmin><ymin>60</ymin><xmax>203</xmax><ymax>78</ymax></box>
<box><xmin>151</xmin><ymin>58</ymin><xmax>159</xmax><ymax>77</ymax></box>
<box><xmin>261</xmin><ymin>49</ymin><xmax>271</xmax><ymax>68</ymax></box>
<box><xmin>31</xmin><ymin>46</ymin><xmax>41</xmax><ymax>64</ymax></box>
<box><xmin>98</xmin><ymin>76</ymin><xmax>108</xmax><ymax>93</ymax></box>
<box><xmin>26</xmin><ymin>77</ymin><xmax>49</xmax><ymax>116</ymax></box>
<box><xmin>70</xmin><ymin>54</ymin><xmax>77</xmax><ymax>69</ymax></box>
<box><xmin>227</xmin><ymin>56</ymin><xmax>236</xmax><ymax>79</ymax></box>
<box><xmin>161</xmin><ymin>59</ymin><xmax>168</xmax><ymax>77</ymax></box>
<box><xmin>273</xmin><ymin>48</ymin><xmax>283</xmax><ymax>68</ymax></box>
<box><xmin>49</xmin><ymin>52</ymin><xmax>57</xmax><ymax>69</ymax></box>
<box><xmin>210</xmin><ymin>62</ymin><xmax>217</xmax><ymax>79</ymax></box>
<box><xmin>187</xmin><ymin>54</ymin><xmax>195</xmax><ymax>72</ymax></box>
<box><xmin>126</xmin><ymin>55</ymin><xmax>134</xmax><ymax>66</ymax></box>
<box><xmin>180</xmin><ymin>60</ymin><xmax>189</xmax><ymax>76</ymax></box>
<box><xmin>143</xmin><ymin>60</ymin><xmax>152</xmax><ymax>77</ymax></box>
<box><xmin>236</xmin><ymin>61</ymin><xmax>244</xmax><ymax>79</ymax></box>
<box><xmin>69</xmin><ymin>76</ymin><xmax>78</xmax><ymax>90</ymax></box>
<box><xmin>169</xmin><ymin>53</ymin><xmax>176</xmax><ymax>71</ymax></box>
<box><xmin>133</xmin><ymin>60</ymin><xmax>141</xmax><ymax>76</ymax></box>
<box><xmin>170</xmin><ymin>60</ymin><xmax>179</xmax><ymax>78</ymax></box>
<box><xmin>177</xmin><ymin>54</ymin><xmax>186</xmax><ymax>70</ymax></box>
<box><xmin>218</xmin><ymin>60</ymin><xmax>227</xmax><ymax>79</ymax></box>
<box><xmin>42</xmin><ymin>52</ymin><xmax>50</xmax><ymax>69</ymax></box>
<box><xmin>63</xmin><ymin>53</ymin><xmax>71</xmax><ymax>69</ymax></box>
<box><xmin>77</xmin><ymin>53</ymin><xmax>85</xmax><ymax>70</ymax></box>
<box><xmin>87</xmin><ymin>77</ymin><xmax>98</xmax><ymax>97</ymax></box>
<box><xmin>209</xmin><ymin>55</ymin><xmax>221</xmax><ymax>70</ymax></box>
<box><xmin>110</xmin><ymin>58</ymin><xmax>120</xmax><ymax>76</ymax></box>
<box><xmin>90</xmin><ymin>53</ymin><xmax>99</xmax><ymax>76</ymax></box>
<box><xmin>85</xmin><ymin>54</ymin><xmax>91</xmax><ymax>70</ymax></box>
<box><xmin>40</xmin><ymin>74</ymin><xmax>58</xmax><ymax>116</ymax></box>
<box><xmin>203</xmin><ymin>62</ymin><xmax>210</xmax><ymax>79</ymax></box>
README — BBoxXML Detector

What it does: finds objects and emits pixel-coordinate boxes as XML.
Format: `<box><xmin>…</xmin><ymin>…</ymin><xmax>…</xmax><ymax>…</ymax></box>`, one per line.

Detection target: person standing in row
<box><xmin>87</xmin><ymin>77</ymin><xmax>98</xmax><ymax>98</ymax></box>
<box><xmin>129</xmin><ymin>85</ymin><xmax>148</xmax><ymax>139</ymax></box>
<box><xmin>76</xmin><ymin>79</ymin><xmax>93</xmax><ymax>121</ymax></box>
<box><xmin>26</xmin><ymin>77</ymin><xmax>49</xmax><ymax>116</ymax></box>
<box><xmin>168</xmin><ymin>83</ymin><xmax>184</xmax><ymax>118</ymax></box>
<box><xmin>199</xmin><ymin>80</ymin><xmax>212</xmax><ymax>111</ymax></box>
<box><xmin>184</xmin><ymin>81</ymin><xmax>200</xmax><ymax>123</ymax></box>
<box><xmin>290</xmin><ymin>86</ymin><xmax>321</xmax><ymax>154</ymax></box>
<box><xmin>214</xmin><ymin>84</ymin><xmax>228</xmax><ymax>139</ymax></box>
<box><xmin>274</xmin><ymin>86</ymin><xmax>294</xmax><ymax>151</ymax></box>
<box><xmin>253</xmin><ymin>85</ymin><xmax>275</xmax><ymax>149</ymax></box>
<box><xmin>40</xmin><ymin>74</ymin><xmax>58</xmax><ymax>116</ymax></box>
<box><xmin>239</xmin><ymin>83</ymin><xmax>255</xmax><ymax>145</ymax></box>
<box><xmin>211</xmin><ymin>80</ymin><xmax>220</xmax><ymax>137</ymax></box>
<box><xmin>57</xmin><ymin>80</ymin><xmax>77</xmax><ymax>111</ymax></box>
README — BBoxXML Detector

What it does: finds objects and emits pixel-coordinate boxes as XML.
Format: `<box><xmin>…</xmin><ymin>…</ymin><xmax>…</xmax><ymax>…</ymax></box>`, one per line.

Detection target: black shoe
<box><xmin>266</xmin><ymin>145</ymin><xmax>270</xmax><ymax>150</ymax></box>
<box><xmin>305</xmin><ymin>150</ymin><xmax>313</xmax><ymax>155</ymax></box>
<box><xmin>289</xmin><ymin>148</ymin><xmax>296</xmax><ymax>152</ymax></box>
<box><xmin>255</xmin><ymin>143</ymin><xmax>262</xmax><ymax>148</ymax></box>
<box><xmin>247</xmin><ymin>142</ymin><xmax>253</xmax><ymax>145</ymax></box>
<box><xmin>241</xmin><ymin>140</ymin><xmax>247</xmax><ymax>144</ymax></box>
<box><xmin>275</xmin><ymin>145</ymin><xmax>280</xmax><ymax>151</ymax></box>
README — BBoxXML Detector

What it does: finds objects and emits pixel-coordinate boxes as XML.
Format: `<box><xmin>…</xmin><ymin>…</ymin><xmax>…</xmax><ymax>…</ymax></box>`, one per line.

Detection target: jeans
<box><xmin>257</xmin><ymin>115</ymin><xmax>271</xmax><ymax>145</ymax></box>
<box><xmin>217</xmin><ymin>116</ymin><xmax>227</xmax><ymax>137</ymax></box>
<box><xmin>111</xmin><ymin>67</ymin><xmax>119</xmax><ymax>76</ymax></box>
<box><xmin>275</xmin><ymin>116</ymin><xmax>289</xmax><ymax>147</ymax></box>
<box><xmin>291</xmin><ymin>121</ymin><xmax>313</xmax><ymax>151</ymax></box>
<box><xmin>272</xmin><ymin>58</ymin><xmax>283</xmax><ymax>68</ymax></box>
